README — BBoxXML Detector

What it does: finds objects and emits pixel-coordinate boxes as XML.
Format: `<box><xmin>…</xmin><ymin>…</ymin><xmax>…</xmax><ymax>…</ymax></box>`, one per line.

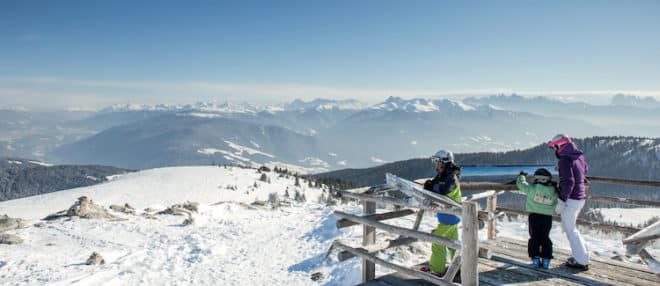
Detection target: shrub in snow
<box><xmin>258</xmin><ymin>166</ymin><xmax>271</xmax><ymax>172</ymax></box>
<box><xmin>260</xmin><ymin>173</ymin><xmax>268</xmax><ymax>182</ymax></box>
<box><xmin>0</xmin><ymin>233</ymin><xmax>23</xmax><ymax>245</ymax></box>
<box><xmin>86</xmin><ymin>252</ymin><xmax>106</xmax><ymax>265</ymax></box>
<box><xmin>294</xmin><ymin>177</ymin><xmax>300</xmax><ymax>187</ymax></box>
<box><xmin>267</xmin><ymin>192</ymin><xmax>280</xmax><ymax>207</ymax></box>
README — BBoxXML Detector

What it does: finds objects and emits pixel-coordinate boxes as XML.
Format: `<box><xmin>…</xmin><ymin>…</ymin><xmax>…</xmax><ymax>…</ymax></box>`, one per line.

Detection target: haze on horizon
<box><xmin>2</xmin><ymin>0</ymin><xmax>660</xmax><ymax>110</ymax></box>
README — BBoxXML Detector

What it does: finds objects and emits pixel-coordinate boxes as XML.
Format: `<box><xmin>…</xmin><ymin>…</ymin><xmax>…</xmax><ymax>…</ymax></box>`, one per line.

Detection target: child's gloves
<box><xmin>555</xmin><ymin>200</ymin><xmax>567</xmax><ymax>215</ymax></box>
<box><xmin>519</xmin><ymin>170</ymin><xmax>528</xmax><ymax>176</ymax></box>
<box><xmin>423</xmin><ymin>180</ymin><xmax>434</xmax><ymax>191</ymax></box>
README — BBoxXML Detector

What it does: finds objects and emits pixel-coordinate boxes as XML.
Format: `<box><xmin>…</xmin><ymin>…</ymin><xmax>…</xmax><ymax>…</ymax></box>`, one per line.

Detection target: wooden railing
<box><xmin>332</xmin><ymin>174</ymin><xmax>479</xmax><ymax>285</ymax></box>
<box><xmin>332</xmin><ymin>173</ymin><xmax>660</xmax><ymax>285</ymax></box>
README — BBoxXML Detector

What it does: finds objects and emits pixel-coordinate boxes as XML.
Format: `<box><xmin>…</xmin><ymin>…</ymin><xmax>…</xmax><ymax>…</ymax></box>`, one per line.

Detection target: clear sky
<box><xmin>1</xmin><ymin>0</ymin><xmax>659</xmax><ymax>110</ymax></box>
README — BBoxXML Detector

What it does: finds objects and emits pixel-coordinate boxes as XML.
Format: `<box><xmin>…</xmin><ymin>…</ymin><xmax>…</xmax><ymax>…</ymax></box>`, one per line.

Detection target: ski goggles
<box><xmin>431</xmin><ymin>156</ymin><xmax>451</xmax><ymax>165</ymax></box>
<box><xmin>547</xmin><ymin>136</ymin><xmax>571</xmax><ymax>148</ymax></box>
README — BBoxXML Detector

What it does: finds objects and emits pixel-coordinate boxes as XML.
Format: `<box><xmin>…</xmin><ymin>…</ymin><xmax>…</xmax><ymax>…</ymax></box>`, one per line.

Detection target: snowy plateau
<box><xmin>0</xmin><ymin>166</ymin><xmax>658</xmax><ymax>285</ymax></box>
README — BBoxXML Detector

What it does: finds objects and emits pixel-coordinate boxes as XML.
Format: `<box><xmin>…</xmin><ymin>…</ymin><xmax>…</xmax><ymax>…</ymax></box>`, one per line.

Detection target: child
<box><xmin>419</xmin><ymin>149</ymin><xmax>462</xmax><ymax>276</ymax></box>
<box><xmin>516</xmin><ymin>168</ymin><xmax>559</xmax><ymax>269</ymax></box>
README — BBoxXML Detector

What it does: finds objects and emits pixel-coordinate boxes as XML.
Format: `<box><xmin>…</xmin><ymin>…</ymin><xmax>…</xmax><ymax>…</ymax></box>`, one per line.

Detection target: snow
<box><xmin>249</xmin><ymin>140</ymin><xmax>261</xmax><ymax>149</ymax></box>
<box><xmin>7</xmin><ymin>160</ymin><xmax>23</xmax><ymax>165</ymax></box>
<box><xmin>1</xmin><ymin>166</ymin><xmax>657</xmax><ymax>285</ymax></box>
<box><xmin>592</xmin><ymin>207</ymin><xmax>659</xmax><ymax>227</ymax></box>
<box><xmin>370</xmin><ymin>156</ymin><xmax>389</xmax><ymax>164</ymax></box>
<box><xmin>336</xmin><ymin>161</ymin><xmax>347</xmax><ymax>166</ymax></box>
<box><xmin>298</xmin><ymin>157</ymin><xmax>331</xmax><ymax>168</ymax></box>
<box><xmin>28</xmin><ymin>160</ymin><xmax>53</xmax><ymax>167</ymax></box>
<box><xmin>224</xmin><ymin>140</ymin><xmax>275</xmax><ymax>158</ymax></box>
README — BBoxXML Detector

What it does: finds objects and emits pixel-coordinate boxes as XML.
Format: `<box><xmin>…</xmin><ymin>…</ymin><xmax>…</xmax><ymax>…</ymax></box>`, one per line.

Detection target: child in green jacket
<box><xmin>516</xmin><ymin>168</ymin><xmax>559</xmax><ymax>269</ymax></box>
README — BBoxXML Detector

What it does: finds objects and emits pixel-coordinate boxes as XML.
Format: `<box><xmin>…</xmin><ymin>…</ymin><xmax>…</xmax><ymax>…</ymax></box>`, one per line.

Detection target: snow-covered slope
<box><xmin>1</xmin><ymin>166</ymin><xmax>657</xmax><ymax>285</ymax></box>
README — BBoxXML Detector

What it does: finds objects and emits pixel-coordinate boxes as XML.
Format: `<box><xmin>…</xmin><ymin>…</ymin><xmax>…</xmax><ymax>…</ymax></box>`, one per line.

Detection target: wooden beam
<box><xmin>463</xmin><ymin>190</ymin><xmax>503</xmax><ymax>201</ymax></box>
<box><xmin>336</xmin><ymin>189</ymin><xmax>462</xmax><ymax>217</ymax></box>
<box><xmin>461</xmin><ymin>201</ymin><xmax>479</xmax><ymax>286</ymax></box>
<box><xmin>587</xmin><ymin>176</ymin><xmax>660</xmax><ymax>188</ymax></box>
<box><xmin>336</xmin><ymin>209</ymin><xmax>416</xmax><ymax>229</ymax></box>
<box><xmin>337</xmin><ymin>236</ymin><xmax>418</xmax><ymax>261</ymax></box>
<box><xmin>497</xmin><ymin>207</ymin><xmax>640</xmax><ymax>234</ymax></box>
<box><xmin>587</xmin><ymin>195</ymin><xmax>660</xmax><ymax>207</ymax></box>
<box><xmin>412</xmin><ymin>210</ymin><xmax>425</xmax><ymax>230</ymax></box>
<box><xmin>334</xmin><ymin>210</ymin><xmax>462</xmax><ymax>251</ymax></box>
<box><xmin>332</xmin><ymin>241</ymin><xmax>455</xmax><ymax>286</ymax></box>
<box><xmin>386</xmin><ymin>173</ymin><xmax>462</xmax><ymax>208</ymax></box>
<box><xmin>461</xmin><ymin>182</ymin><xmax>519</xmax><ymax>191</ymax></box>
<box><xmin>639</xmin><ymin>248</ymin><xmax>660</xmax><ymax>276</ymax></box>
<box><xmin>443</xmin><ymin>255</ymin><xmax>462</xmax><ymax>283</ymax></box>
<box><xmin>362</xmin><ymin>200</ymin><xmax>376</xmax><ymax>282</ymax></box>
<box><xmin>623</xmin><ymin>220</ymin><xmax>660</xmax><ymax>255</ymax></box>
<box><xmin>487</xmin><ymin>195</ymin><xmax>497</xmax><ymax>240</ymax></box>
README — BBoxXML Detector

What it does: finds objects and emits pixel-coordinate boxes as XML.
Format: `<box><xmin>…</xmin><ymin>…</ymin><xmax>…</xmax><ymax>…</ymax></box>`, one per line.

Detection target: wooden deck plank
<box><xmin>357</xmin><ymin>237</ymin><xmax>656</xmax><ymax>286</ymax></box>
<box><xmin>489</xmin><ymin>237</ymin><xmax>658</xmax><ymax>284</ymax></box>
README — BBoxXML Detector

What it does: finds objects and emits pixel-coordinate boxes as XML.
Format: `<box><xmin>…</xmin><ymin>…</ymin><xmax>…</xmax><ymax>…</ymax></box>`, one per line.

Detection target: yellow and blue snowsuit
<box><xmin>424</xmin><ymin>167</ymin><xmax>462</xmax><ymax>273</ymax></box>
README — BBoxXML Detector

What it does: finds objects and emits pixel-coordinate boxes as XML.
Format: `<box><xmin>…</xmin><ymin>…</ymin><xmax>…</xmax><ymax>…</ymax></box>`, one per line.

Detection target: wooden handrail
<box><xmin>334</xmin><ymin>210</ymin><xmax>463</xmax><ymax>250</ymax></box>
<box><xmin>496</xmin><ymin>207</ymin><xmax>640</xmax><ymax>234</ymax></box>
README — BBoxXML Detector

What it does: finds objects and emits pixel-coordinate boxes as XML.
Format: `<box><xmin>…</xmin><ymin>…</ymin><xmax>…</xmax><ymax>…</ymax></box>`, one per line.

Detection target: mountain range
<box><xmin>1</xmin><ymin>94</ymin><xmax>659</xmax><ymax>171</ymax></box>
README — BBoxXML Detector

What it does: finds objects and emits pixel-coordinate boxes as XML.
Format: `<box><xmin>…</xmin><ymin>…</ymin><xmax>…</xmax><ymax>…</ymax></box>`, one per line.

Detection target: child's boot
<box><xmin>542</xmin><ymin>258</ymin><xmax>551</xmax><ymax>269</ymax></box>
<box><xmin>532</xmin><ymin>257</ymin><xmax>541</xmax><ymax>268</ymax></box>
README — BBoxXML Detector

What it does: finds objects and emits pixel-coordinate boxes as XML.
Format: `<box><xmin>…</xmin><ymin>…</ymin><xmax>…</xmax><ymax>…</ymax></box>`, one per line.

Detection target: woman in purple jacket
<box><xmin>548</xmin><ymin>134</ymin><xmax>590</xmax><ymax>270</ymax></box>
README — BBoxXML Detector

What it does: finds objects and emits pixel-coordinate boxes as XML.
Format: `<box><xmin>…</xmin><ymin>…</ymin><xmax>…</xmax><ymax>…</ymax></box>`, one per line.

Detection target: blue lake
<box><xmin>461</xmin><ymin>166</ymin><xmax>555</xmax><ymax>177</ymax></box>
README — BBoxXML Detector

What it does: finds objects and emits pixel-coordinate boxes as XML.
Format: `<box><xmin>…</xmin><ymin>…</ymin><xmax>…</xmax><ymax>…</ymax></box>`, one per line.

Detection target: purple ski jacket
<box><xmin>557</xmin><ymin>142</ymin><xmax>589</xmax><ymax>201</ymax></box>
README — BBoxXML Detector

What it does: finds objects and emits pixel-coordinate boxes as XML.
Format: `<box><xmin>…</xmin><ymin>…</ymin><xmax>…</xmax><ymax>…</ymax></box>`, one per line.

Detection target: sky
<box><xmin>1</xmin><ymin>0</ymin><xmax>660</xmax><ymax>110</ymax></box>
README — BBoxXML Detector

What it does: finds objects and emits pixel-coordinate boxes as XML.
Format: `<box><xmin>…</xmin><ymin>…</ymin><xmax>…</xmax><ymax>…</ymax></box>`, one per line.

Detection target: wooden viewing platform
<box><xmin>332</xmin><ymin>174</ymin><xmax>660</xmax><ymax>286</ymax></box>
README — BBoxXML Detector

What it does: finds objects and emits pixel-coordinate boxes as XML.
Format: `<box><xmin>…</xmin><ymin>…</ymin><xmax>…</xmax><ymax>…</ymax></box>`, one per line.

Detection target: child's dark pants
<box><xmin>528</xmin><ymin>213</ymin><xmax>553</xmax><ymax>259</ymax></box>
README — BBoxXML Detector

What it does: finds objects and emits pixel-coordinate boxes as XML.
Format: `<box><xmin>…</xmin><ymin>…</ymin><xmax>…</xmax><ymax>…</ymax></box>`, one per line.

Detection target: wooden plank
<box><xmin>334</xmin><ymin>210</ymin><xmax>462</xmax><ymax>251</ymax></box>
<box><xmin>586</xmin><ymin>176</ymin><xmax>660</xmax><ymax>188</ymax></box>
<box><xmin>336</xmin><ymin>209</ymin><xmax>416</xmax><ymax>228</ymax></box>
<box><xmin>461</xmin><ymin>201</ymin><xmax>479</xmax><ymax>286</ymax></box>
<box><xmin>463</xmin><ymin>190</ymin><xmax>503</xmax><ymax>201</ymax></box>
<box><xmin>639</xmin><ymin>248</ymin><xmax>660</xmax><ymax>276</ymax></box>
<box><xmin>337</xmin><ymin>236</ymin><xmax>418</xmax><ymax>262</ymax></box>
<box><xmin>487</xmin><ymin>195</ymin><xmax>497</xmax><ymax>240</ymax></box>
<box><xmin>442</xmin><ymin>255</ymin><xmax>461</xmax><ymax>283</ymax></box>
<box><xmin>490</xmin><ymin>237</ymin><xmax>658</xmax><ymax>284</ymax></box>
<box><xmin>363</xmin><ymin>200</ymin><xmax>376</xmax><ymax>282</ymax></box>
<box><xmin>412</xmin><ymin>209</ymin><xmax>424</xmax><ymax>230</ymax></box>
<box><xmin>496</xmin><ymin>207</ymin><xmax>640</xmax><ymax>234</ymax></box>
<box><xmin>333</xmin><ymin>241</ymin><xmax>455</xmax><ymax>286</ymax></box>
<box><xmin>386</xmin><ymin>173</ymin><xmax>462</xmax><ymax>209</ymax></box>
<box><xmin>336</xmin><ymin>189</ymin><xmax>462</xmax><ymax>217</ymax></box>
<box><xmin>587</xmin><ymin>195</ymin><xmax>660</xmax><ymax>207</ymax></box>
<box><xmin>623</xmin><ymin>220</ymin><xmax>660</xmax><ymax>245</ymax></box>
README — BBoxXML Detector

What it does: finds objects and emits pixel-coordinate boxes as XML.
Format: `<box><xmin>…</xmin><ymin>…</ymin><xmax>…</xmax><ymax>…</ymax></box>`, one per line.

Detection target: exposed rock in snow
<box><xmin>0</xmin><ymin>233</ymin><xmax>23</xmax><ymax>245</ymax></box>
<box><xmin>85</xmin><ymin>252</ymin><xmax>106</xmax><ymax>265</ymax></box>
<box><xmin>0</xmin><ymin>214</ymin><xmax>27</xmax><ymax>233</ymax></box>
<box><xmin>109</xmin><ymin>203</ymin><xmax>136</xmax><ymax>215</ymax></box>
<box><xmin>44</xmin><ymin>196</ymin><xmax>120</xmax><ymax>220</ymax></box>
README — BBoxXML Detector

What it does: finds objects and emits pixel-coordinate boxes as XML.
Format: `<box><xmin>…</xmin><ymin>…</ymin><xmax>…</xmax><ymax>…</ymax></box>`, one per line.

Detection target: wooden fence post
<box><xmin>362</xmin><ymin>200</ymin><xmax>376</xmax><ymax>282</ymax></box>
<box><xmin>487</xmin><ymin>195</ymin><xmax>497</xmax><ymax>240</ymax></box>
<box><xmin>461</xmin><ymin>201</ymin><xmax>479</xmax><ymax>286</ymax></box>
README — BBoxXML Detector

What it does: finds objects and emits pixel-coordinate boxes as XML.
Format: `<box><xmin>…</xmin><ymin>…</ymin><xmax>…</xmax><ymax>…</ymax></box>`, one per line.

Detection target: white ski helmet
<box><xmin>547</xmin><ymin>134</ymin><xmax>571</xmax><ymax>148</ymax></box>
<box><xmin>431</xmin><ymin>149</ymin><xmax>454</xmax><ymax>165</ymax></box>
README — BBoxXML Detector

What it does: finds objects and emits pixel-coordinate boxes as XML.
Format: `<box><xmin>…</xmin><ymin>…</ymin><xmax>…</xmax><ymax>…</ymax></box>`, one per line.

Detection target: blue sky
<box><xmin>1</xmin><ymin>0</ymin><xmax>659</xmax><ymax>109</ymax></box>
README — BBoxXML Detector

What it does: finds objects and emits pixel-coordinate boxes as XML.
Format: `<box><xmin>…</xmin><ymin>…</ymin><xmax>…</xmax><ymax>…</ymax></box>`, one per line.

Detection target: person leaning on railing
<box><xmin>418</xmin><ymin>149</ymin><xmax>462</xmax><ymax>277</ymax></box>
<box><xmin>548</xmin><ymin>134</ymin><xmax>590</xmax><ymax>270</ymax></box>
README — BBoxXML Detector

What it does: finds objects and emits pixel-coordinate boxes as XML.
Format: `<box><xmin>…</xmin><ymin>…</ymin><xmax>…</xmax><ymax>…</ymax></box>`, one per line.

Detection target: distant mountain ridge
<box><xmin>313</xmin><ymin>136</ymin><xmax>660</xmax><ymax>187</ymax></box>
<box><xmin>0</xmin><ymin>158</ymin><xmax>129</xmax><ymax>201</ymax></box>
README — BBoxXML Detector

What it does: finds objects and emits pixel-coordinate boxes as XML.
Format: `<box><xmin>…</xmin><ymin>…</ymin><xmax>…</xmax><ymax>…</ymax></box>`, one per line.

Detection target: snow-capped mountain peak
<box><xmin>370</xmin><ymin>96</ymin><xmax>475</xmax><ymax>113</ymax></box>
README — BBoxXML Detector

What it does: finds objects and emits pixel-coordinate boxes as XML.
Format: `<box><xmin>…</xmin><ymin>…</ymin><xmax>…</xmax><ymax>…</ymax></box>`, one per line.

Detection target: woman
<box><xmin>419</xmin><ymin>149</ymin><xmax>462</xmax><ymax>276</ymax></box>
<box><xmin>548</xmin><ymin>134</ymin><xmax>590</xmax><ymax>270</ymax></box>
